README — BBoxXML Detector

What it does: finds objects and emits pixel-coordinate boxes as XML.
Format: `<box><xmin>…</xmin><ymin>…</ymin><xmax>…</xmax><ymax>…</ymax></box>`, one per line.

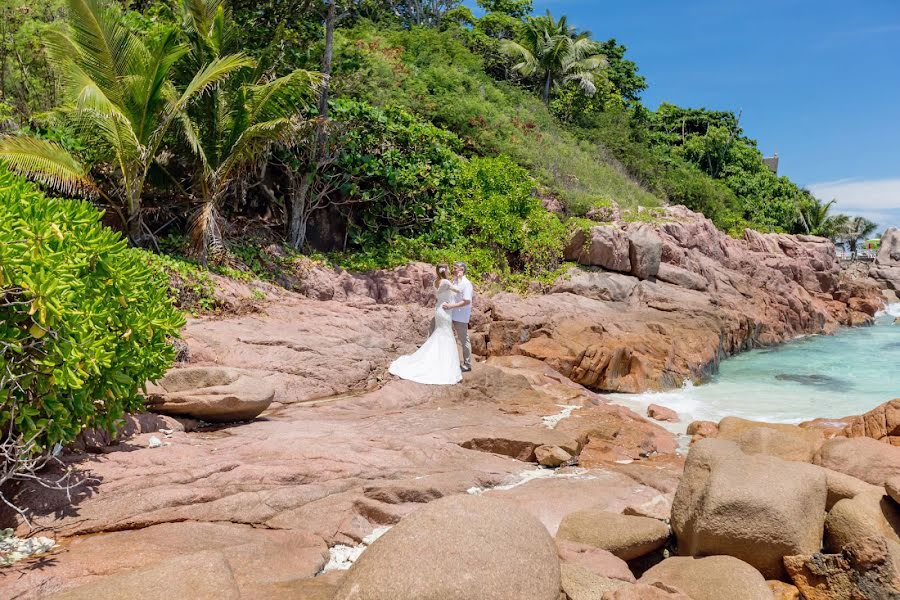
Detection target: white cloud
<box><xmin>807</xmin><ymin>178</ymin><xmax>900</xmax><ymax>230</ymax></box>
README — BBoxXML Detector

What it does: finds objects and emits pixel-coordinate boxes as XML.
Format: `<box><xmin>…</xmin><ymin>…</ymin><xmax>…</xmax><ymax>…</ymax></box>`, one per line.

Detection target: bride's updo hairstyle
<box><xmin>434</xmin><ymin>264</ymin><xmax>449</xmax><ymax>288</ymax></box>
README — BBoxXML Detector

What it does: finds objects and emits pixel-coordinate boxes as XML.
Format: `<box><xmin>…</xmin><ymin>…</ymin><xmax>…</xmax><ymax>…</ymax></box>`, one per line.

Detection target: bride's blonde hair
<box><xmin>434</xmin><ymin>264</ymin><xmax>449</xmax><ymax>288</ymax></box>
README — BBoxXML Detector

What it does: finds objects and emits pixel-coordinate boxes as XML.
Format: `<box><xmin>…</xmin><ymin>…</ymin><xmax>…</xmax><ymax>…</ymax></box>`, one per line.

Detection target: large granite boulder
<box><xmin>638</xmin><ymin>555</ymin><xmax>771</xmax><ymax>600</ymax></box>
<box><xmin>628</xmin><ymin>228</ymin><xmax>662</xmax><ymax>281</ymax></box>
<box><xmin>565</xmin><ymin>226</ymin><xmax>632</xmax><ymax>273</ymax></box>
<box><xmin>815</xmin><ymin>436</ymin><xmax>900</xmax><ymax>486</ymax></box>
<box><xmin>877</xmin><ymin>228</ymin><xmax>900</xmax><ymax>265</ymax></box>
<box><xmin>656</xmin><ymin>263</ymin><xmax>708</xmax><ymax>291</ymax></box>
<box><xmin>822</xmin><ymin>467</ymin><xmax>882</xmax><ymax>510</ymax></box>
<box><xmin>332</xmin><ymin>495</ymin><xmax>561</xmax><ymax>600</ymax></box>
<box><xmin>145</xmin><ymin>367</ymin><xmax>275</xmax><ymax>422</ymax></box>
<box><xmin>551</xmin><ymin>269</ymin><xmax>639</xmax><ymax>303</ymax></box>
<box><xmin>671</xmin><ymin>439</ymin><xmax>827</xmax><ymax>579</ymax></box>
<box><xmin>784</xmin><ymin>535</ymin><xmax>900</xmax><ymax>599</ymax></box>
<box><xmin>824</xmin><ymin>490</ymin><xmax>900</xmax><ymax>551</ymax></box>
<box><xmin>602</xmin><ymin>584</ymin><xmax>692</xmax><ymax>600</ymax></box>
<box><xmin>717</xmin><ymin>416</ymin><xmax>824</xmax><ymax>462</ymax></box>
<box><xmin>556</xmin><ymin>509</ymin><xmax>670</xmax><ymax>561</ymax></box>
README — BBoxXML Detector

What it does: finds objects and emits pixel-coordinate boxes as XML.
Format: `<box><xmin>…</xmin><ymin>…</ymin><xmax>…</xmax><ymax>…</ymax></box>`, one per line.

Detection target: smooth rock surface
<box><xmin>716</xmin><ymin>416</ymin><xmax>824</xmax><ymax>462</ymax></box>
<box><xmin>145</xmin><ymin>367</ymin><xmax>275</xmax><ymax>422</ymax></box>
<box><xmin>557</xmin><ymin>540</ymin><xmax>636</xmax><ymax>583</ymax></box>
<box><xmin>557</xmin><ymin>509</ymin><xmax>670</xmax><ymax>561</ymax></box>
<box><xmin>647</xmin><ymin>404</ymin><xmax>678</xmax><ymax>423</ymax></box>
<box><xmin>639</xmin><ymin>555</ymin><xmax>772</xmax><ymax>600</ymax></box>
<box><xmin>332</xmin><ymin>495</ymin><xmax>561</xmax><ymax>600</ymax></box>
<box><xmin>671</xmin><ymin>439</ymin><xmax>827</xmax><ymax>579</ymax></box>
<box><xmin>824</xmin><ymin>490</ymin><xmax>900</xmax><ymax>551</ymax></box>
<box><xmin>815</xmin><ymin>436</ymin><xmax>900</xmax><ymax>486</ymax></box>
<box><xmin>601</xmin><ymin>583</ymin><xmax>693</xmax><ymax>600</ymax></box>
<box><xmin>561</xmin><ymin>563</ymin><xmax>630</xmax><ymax>600</ymax></box>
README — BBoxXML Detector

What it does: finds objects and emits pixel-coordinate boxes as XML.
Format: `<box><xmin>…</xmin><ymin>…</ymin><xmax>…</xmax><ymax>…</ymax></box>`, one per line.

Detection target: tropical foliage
<box><xmin>0</xmin><ymin>167</ymin><xmax>184</xmax><ymax>498</ymax></box>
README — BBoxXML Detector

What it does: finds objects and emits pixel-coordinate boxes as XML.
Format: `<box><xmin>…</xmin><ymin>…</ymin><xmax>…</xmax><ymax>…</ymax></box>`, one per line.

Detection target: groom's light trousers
<box><xmin>428</xmin><ymin>318</ymin><xmax>472</xmax><ymax>369</ymax></box>
<box><xmin>453</xmin><ymin>321</ymin><xmax>472</xmax><ymax>370</ymax></box>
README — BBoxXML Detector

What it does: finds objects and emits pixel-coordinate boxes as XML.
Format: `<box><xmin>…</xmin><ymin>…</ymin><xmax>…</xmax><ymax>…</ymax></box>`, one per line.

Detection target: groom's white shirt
<box><xmin>452</xmin><ymin>276</ymin><xmax>474</xmax><ymax>324</ymax></box>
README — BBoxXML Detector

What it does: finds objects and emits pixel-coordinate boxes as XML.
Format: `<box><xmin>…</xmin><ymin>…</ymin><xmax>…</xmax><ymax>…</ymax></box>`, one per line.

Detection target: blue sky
<box><xmin>477</xmin><ymin>0</ymin><xmax>900</xmax><ymax>230</ymax></box>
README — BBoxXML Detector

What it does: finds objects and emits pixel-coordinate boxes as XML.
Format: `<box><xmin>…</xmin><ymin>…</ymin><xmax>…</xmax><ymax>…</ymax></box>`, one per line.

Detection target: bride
<box><xmin>389</xmin><ymin>265</ymin><xmax>463</xmax><ymax>385</ymax></box>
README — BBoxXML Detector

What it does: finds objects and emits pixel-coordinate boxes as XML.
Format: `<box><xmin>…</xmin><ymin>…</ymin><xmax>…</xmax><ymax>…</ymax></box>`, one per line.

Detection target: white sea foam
<box><xmin>323</xmin><ymin>526</ymin><xmax>392</xmax><ymax>572</ymax></box>
<box><xmin>467</xmin><ymin>467</ymin><xmax>593</xmax><ymax>495</ymax></box>
<box><xmin>612</xmin><ymin>313</ymin><xmax>900</xmax><ymax>428</ymax></box>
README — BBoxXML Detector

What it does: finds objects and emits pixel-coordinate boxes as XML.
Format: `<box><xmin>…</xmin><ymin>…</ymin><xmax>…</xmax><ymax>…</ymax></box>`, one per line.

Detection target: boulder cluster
<box><xmin>333</xmin><ymin>412</ymin><xmax>900</xmax><ymax>600</ymax></box>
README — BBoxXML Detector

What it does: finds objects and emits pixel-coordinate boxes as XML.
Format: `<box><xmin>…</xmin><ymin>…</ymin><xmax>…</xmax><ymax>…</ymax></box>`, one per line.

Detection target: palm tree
<box><xmin>501</xmin><ymin>11</ymin><xmax>606</xmax><ymax>105</ymax></box>
<box><xmin>0</xmin><ymin>0</ymin><xmax>252</xmax><ymax>245</ymax></box>
<box><xmin>840</xmin><ymin>216</ymin><xmax>878</xmax><ymax>257</ymax></box>
<box><xmin>798</xmin><ymin>197</ymin><xmax>848</xmax><ymax>239</ymax></box>
<box><xmin>178</xmin><ymin>0</ymin><xmax>321</xmax><ymax>261</ymax></box>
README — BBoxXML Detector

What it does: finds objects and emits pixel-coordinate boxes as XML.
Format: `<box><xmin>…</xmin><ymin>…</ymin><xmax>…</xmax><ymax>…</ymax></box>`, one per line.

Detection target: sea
<box><xmin>613</xmin><ymin>304</ymin><xmax>900</xmax><ymax>431</ymax></box>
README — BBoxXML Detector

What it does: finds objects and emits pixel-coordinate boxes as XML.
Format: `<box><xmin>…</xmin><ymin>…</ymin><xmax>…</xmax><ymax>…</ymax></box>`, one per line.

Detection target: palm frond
<box><xmin>243</xmin><ymin>69</ymin><xmax>323</xmax><ymax>125</ymax></box>
<box><xmin>500</xmin><ymin>40</ymin><xmax>538</xmax><ymax>77</ymax></box>
<box><xmin>217</xmin><ymin>117</ymin><xmax>295</xmax><ymax>182</ymax></box>
<box><xmin>0</xmin><ymin>136</ymin><xmax>99</xmax><ymax>197</ymax></box>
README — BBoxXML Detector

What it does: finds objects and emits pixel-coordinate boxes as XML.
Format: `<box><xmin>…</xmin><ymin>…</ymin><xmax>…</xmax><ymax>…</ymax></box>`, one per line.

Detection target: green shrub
<box><xmin>452</xmin><ymin>156</ymin><xmax>566</xmax><ymax>275</ymax></box>
<box><xmin>0</xmin><ymin>169</ymin><xmax>185</xmax><ymax>468</ymax></box>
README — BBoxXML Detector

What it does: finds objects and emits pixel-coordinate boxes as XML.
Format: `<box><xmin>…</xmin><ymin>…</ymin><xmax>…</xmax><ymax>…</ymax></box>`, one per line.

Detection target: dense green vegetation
<box><xmin>0</xmin><ymin>167</ymin><xmax>184</xmax><ymax>491</ymax></box>
<box><xmin>0</xmin><ymin>0</ymin><xmax>875</xmax><ymax>270</ymax></box>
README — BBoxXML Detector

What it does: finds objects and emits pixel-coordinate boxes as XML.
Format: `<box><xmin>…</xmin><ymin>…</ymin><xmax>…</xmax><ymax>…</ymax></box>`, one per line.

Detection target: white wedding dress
<box><xmin>389</xmin><ymin>279</ymin><xmax>463</xmax><ymax>385</ymax></box>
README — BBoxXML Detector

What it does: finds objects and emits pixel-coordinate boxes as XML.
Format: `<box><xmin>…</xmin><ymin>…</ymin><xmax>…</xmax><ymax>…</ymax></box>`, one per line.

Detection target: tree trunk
<box><xmin>318</xmin><ymin>0</ymin><xmax>335</xmax><ymax>120</ymax></box>
<box><xmin>543</xmin><ymin>71</ymin><xmax>552</xmax><ymax>105</ymax></box>
<box><xmin>288</xmin><ymin>171</ymin><xmax>313</xmax><ymax>249</ymax></box>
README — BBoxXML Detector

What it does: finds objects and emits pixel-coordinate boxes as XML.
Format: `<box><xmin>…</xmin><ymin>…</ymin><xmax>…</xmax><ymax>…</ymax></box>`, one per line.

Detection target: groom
<box><xmin>441</xmin><ymin>262</ymin><xmax>474</xmax><ymax>372</ymax></box>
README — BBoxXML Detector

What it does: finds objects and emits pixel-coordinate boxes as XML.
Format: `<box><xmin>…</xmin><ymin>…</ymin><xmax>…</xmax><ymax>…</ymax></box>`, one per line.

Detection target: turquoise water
<box><xmin>615</xmin><ymin>304</ymin><xmax>900</xmax><ymax>428</ymax></box>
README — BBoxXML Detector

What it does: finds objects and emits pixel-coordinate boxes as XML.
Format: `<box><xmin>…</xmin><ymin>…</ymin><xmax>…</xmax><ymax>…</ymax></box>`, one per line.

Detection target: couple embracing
<box><xmin>389</xmin><ymin>262</ymin><xmax>474</xmax><ymax>385</ymax></box>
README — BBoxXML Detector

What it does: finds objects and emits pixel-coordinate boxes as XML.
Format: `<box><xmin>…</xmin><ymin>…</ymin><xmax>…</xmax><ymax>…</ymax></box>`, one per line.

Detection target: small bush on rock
<box><xmin>0</xmin><ymin>169</ymin><xmax>184</xmax><ymax>506</ymax></box>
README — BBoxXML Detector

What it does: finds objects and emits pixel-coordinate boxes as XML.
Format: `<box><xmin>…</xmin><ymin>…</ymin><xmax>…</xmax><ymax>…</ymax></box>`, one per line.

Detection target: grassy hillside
<box><xmin>332</xmin><ymin>26</ymin><xmax>661</xmax><ymax>215</ymax></box>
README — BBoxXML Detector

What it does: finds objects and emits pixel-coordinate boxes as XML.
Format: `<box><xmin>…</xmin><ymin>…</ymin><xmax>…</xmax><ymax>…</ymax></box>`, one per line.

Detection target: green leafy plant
<box><xmin>0</xmin><ymin>0</ymin><xmax>252</xmax><ymax>245</ymax></box>
<box><xmin>0</xmin><ymin>169</ymin><xmax>185</xmax><ymax>511</ymax></box>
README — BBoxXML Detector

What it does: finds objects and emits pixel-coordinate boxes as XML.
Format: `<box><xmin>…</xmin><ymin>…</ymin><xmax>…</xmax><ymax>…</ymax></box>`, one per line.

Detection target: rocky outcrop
<box><xmin>332</xmin><ymin>495</ymin><xmax>561</xmax><ymax>600</ymax></box>
<box><xmin>671</xmin><ymin>439</ymin><xmax>827</xmax><ymax>579</ymax></box>
<box><xmin>842</xmin><ymin>397</ymin><xmax>900</xmax><ymax>444</ymax></box>
<box><xmin>871</xmin><ymin>227</ymin><xmax>900</xmax><ymax>291</ymax></box>
<box><xmin>638</xmin><ymin>555</ymin><xmax>772</xmax><ymax>600</ymax></box>
<box><xmin>144</xmin><ymin>367</ymin><xmax>275</xmax><ymax>422</ymax></box>
<box><xmin>556</xmin><ymin>510</ymin><xmax>670</xmax><ymax>561</ymax></box>
<box><xmin>485</xmin><ymin>206</ymin><xmax>883</xmax><ymax>393</ymax></box>
<box><xmin>784</xmin><ymin>535</ymin><xmax>900</xmax><ymax>599</ymax></box>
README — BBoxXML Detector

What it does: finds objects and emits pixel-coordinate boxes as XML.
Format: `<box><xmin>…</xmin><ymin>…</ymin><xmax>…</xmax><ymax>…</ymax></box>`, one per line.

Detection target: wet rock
<box><xmin>557</xmin><ymin>510</ymin><xmax>670</xmax><ymax>561</ymax></box>
<box><xmin>145</xmin><ymin>367</ymin><xmax>275</xmax><ymax>422</ymax></box>
<box><xmin>555</xmin><ymin>406</ymin><xmax>677</xmax><ymax>465</ymax></box>
<box><xmin>536</xmin><ymin>445</ymin><xmax>573</xmax><ymax>467</ymax></box>
<box><xmin>556</xmin><ymin>540</ymin><xmax>635</xmax><ymax>583</ymax></box>
<box><xmin>671</xmin><ymin>439</ymin><xmax>827</xmax><ymax>579</ymax></box>
<box><xmin>647</xmin><ymin>404</ymin><xmax>678</xmax><ymax>423</ymax></box>
<box><xmin>332</xmin><ymin>495</ymin><xmax>561</xmax><ymax>600</ymax></box>
<box><xmin>638</xmin><ymin>555</ymin><xmax>771</xmax><ymax>600</ymax></box>
<box><xmin>824</xmin><ymin>490</ymin><xmax>900</xmax><ymax>551</ymax></box>
<box><xmin>784</xmin><ymin>535</ymin><xmax>900</xmax><ymax>599</ymax></box>
<box><xmin>815</xmin><ymin>436</ymin><xmax>900</xmax><ymax>486</ymax></box>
